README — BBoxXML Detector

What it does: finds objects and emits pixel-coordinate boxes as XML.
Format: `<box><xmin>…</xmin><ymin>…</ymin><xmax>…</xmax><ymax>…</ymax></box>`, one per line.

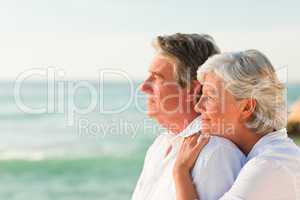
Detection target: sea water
<box><xmin>0</xmin><ymin>81</ymin><xmax>299</xmax><ymax>200</ymax></box>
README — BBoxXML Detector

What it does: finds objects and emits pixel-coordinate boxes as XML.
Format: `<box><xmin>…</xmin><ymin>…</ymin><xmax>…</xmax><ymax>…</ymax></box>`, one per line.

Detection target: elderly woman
<box><xmin>173</xmin><ymin>49</ymin><xmax>300</xmax><ymax>200</ymax></box>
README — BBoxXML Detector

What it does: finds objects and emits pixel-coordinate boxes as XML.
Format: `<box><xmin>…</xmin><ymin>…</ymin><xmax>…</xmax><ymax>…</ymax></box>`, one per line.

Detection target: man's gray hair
<box><xmin>153</xmin><ymin>33</ymin><xmax>220</xmax><ymax>88</ymax></box>
<box><xmin>197</xmin><ymin>49</ymin><xmax>286</xmax><ymax>135</ymax></box>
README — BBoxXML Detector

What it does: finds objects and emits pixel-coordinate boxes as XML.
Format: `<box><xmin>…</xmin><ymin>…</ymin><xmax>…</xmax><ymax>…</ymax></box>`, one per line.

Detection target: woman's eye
<box><xmin>204</xmin><ymin>95</ymin><xmax>214</xmax><ymax>102</ymax></box>
<box><xmin>204</xmin><ymin>95</ymin><xmax>210</xmax><ymax>100</ymax></box>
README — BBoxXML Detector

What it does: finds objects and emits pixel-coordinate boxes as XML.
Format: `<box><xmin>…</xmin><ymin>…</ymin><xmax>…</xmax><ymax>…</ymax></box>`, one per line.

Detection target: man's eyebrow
<box><xmin>149</xmin><ymin>71</ymin><xmax>165</xmax><ymax>79</ymax></box>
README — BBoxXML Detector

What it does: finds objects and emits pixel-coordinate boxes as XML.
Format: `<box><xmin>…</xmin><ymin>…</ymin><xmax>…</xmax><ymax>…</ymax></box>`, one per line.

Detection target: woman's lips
<box><xmin>201</xmin><ymin>119</ymin><xmax>210</xmax><ymax>123</ymax></box>
<box><xmin>200</xmin><ymin>117</ymin><xmax>210</xmax><ymax>123</ymax></box>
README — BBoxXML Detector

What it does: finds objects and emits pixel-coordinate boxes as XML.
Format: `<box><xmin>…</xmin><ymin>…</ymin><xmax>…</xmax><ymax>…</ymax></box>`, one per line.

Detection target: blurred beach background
<box><xmin>0</xmin><ymin>81</ymin><xmax>299</xmax><ymax>200</ymax></box>
<box><xmin>0</xmin><ymin>0</ymin><xmax>300</xmax><ymax>199</ymax></box>
<box><xmin>0</xmin><ymin>81</ymin><xmax>159</xmax><ymax>200</ymax></box>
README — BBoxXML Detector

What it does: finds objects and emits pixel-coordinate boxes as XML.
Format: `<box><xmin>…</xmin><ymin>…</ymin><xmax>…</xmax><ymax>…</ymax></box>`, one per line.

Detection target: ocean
<box><xmin>0</xmin><ymin>81</ymin><xmax>299</xmax><ymax>200</ymax></box>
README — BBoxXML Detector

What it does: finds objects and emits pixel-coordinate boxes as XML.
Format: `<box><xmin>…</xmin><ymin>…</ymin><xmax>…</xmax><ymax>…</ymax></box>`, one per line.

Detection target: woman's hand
<box><xmin>173</xmin><ymin>133</ymin><xmax>210</xmax><ymax>176</ymax></box>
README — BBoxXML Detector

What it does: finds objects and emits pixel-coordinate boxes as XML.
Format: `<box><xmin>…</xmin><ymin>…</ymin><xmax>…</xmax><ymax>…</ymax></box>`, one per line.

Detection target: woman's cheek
<box><xmin>207</xmin><ymin>103</ymin><xmax>219</xmax><ymax>115</ymax></box>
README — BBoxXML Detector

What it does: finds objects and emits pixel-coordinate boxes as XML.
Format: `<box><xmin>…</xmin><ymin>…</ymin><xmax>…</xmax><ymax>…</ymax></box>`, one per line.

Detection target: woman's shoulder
<box><xmin>205</xmin><ymin>135</ymin><xmax>244</xmax><ymax>156</ymax></box>
<box><xmin>194</xmin><ymin>135</ymin><xmax>246</xmax><ymax>169</ymax></box>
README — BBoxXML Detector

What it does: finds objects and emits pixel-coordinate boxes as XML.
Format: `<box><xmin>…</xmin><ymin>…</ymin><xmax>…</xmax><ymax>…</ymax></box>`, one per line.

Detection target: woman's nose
<box><xmin>194</xmin><ymin>96</ymin><xmax>205</xmax><ymax>114</ymax></box>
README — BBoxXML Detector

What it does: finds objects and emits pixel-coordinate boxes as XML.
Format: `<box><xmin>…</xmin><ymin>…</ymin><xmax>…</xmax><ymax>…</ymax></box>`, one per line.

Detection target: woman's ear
<box><xmin>240</xmin><ymin>98</ymin><xmax>256</xmax><ymax>121</ymax></box>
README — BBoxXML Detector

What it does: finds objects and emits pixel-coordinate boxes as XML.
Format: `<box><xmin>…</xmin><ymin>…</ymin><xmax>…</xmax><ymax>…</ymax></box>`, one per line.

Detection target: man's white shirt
<box><xmin>220</xmin><ymin>128</ymin><xmax>300</xmax><ymax>200</ymax></box>
<box><xmin>132</xmin><ymin>116</ymin><xmax>245</xmax><ymax>200</ymax></box>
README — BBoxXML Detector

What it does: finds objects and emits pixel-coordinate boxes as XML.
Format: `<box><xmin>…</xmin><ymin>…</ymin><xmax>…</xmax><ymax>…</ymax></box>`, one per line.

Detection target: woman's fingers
<box><xmin>188</xmin><ymin>134</ymin><xmax>199</xmax><ymax>147</ymax></box>
<box><xmin>187</xmin><ymin>134</ymin><xmax>210</xmax><ymax>170</ymax></box>
<box><xmin>174</xmin><ymin>133</ymin><xmax>210</xmax><ymax>173</ymax></box>
<box><xmin>194</xmin><ymin>134</ymin><xmax>210</xmax><ymax>151</ymax></box>
<box><xmin>182</xmin><ymin>133</ymin><xmax>210</xmax><ymax>154</ymax></box>
<box><xmin>183</xmin><ymin>132</ymin><xmax>202</xmax><ymax>147</ymax></box>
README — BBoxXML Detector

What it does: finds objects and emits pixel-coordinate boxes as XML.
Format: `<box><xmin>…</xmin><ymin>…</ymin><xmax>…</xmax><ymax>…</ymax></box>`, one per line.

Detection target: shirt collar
<box><xmin>164</xmin><ymin>116</ymin><xmax>202</xmax><ymax>139</ymax></box>
<box><xmin>246</xmin><ymin>128</ymin><xmax>288</xmax><ymax>161</ymax></box>
<box><xmin>179</xmin><ymin>116</ymin><xmax>202</xmax><ymax>138</ymax></box>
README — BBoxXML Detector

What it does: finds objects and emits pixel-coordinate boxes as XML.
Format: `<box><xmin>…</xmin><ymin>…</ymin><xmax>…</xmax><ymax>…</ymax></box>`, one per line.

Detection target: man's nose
<box><xmin>139</xmin><ymin>78</ymin><xmax>153</xmax><ymax>94</ymax></box>
<box><xmin>194</xmin><ymin>96</ymin><xmax>205</xmax><ymax>114</ymax></box>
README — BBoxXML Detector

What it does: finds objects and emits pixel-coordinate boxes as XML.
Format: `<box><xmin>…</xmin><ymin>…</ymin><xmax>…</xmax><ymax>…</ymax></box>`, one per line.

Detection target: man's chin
<box><xmin>146</xmin><ymin>105</ymin><xmax>159</xmax><ymax>117</ymax></box>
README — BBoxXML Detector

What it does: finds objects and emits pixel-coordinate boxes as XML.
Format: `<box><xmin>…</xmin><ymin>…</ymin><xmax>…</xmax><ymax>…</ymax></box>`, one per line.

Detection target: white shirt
<box><xmin>132</xmin><ymin>116</ymin><xmax>245</xmax><ymax>200</ymax></box>
<box><xmin>220</xmin><ymin>128</ymin><xmax>300</xmax><ymax>200</ymax></box>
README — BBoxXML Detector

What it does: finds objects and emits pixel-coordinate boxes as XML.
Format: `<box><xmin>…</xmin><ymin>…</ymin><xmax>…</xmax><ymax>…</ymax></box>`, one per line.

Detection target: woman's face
<box><xmin>194</xmin><ymin>73</ymin><xmax>242</xmax><ymax>137</ymax></box>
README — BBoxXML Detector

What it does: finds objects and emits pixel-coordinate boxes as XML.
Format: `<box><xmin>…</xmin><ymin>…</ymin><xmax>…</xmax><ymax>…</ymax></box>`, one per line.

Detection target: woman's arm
<box><xmin>173</xmin><ymin>134</ymin><xmax>210</xmax><ymax>200</ymax></box>
<box><xmin>173</xmin><ymin>169</ymin><xmax>199</xmax><ymax>200</ymax></box>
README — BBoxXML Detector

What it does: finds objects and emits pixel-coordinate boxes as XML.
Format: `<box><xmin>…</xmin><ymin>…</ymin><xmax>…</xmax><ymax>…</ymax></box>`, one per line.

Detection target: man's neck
<box><xmin>165</xmin><ymin>113</ymin><xmax>199</xmax><ymax>135</ymax></box>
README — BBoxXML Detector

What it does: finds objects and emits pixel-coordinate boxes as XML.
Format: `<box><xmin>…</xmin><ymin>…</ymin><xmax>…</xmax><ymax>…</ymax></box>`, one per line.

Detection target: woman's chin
<box><xmin>200</xmin><ymin>121</ymin><xmax>211</xmax><ymax>132</ymax></box>
<box><xmin>200</xmin><ymin>127</ymin><xmax>211</xmax><ymax>135</ymax></box>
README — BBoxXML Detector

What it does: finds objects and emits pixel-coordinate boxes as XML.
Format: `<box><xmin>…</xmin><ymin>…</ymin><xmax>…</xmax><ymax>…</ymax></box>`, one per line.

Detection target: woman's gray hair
<box><xmin>197</xmin><ymin>49</ymin><xmax>286</xmax><ymax>135</ymax></box>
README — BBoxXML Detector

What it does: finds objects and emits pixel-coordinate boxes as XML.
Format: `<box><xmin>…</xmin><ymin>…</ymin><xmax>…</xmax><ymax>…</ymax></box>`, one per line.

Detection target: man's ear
<box><xmin>240</xmin><ymin>98</ymin><xmax>256</xmax><ymax>121</ymax></box>
<box><xmin>187</xmin><ymin>80</ymin><xmax>202</xmax><ymax>104</ymax></box>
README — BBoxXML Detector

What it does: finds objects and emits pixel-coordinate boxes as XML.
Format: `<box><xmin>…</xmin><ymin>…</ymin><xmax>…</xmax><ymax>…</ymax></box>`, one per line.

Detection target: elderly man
<box><xmin>131</xmin><ymin>33</ymin><xmax>245</xmax><ymax>200</ymax></box>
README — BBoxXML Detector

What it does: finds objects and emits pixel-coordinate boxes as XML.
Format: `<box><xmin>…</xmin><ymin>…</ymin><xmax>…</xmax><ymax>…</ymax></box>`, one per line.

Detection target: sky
<box><xmin>0</xmin><ymin>0</ymin><xmax>299</xmax><ymax>82</ymax></box>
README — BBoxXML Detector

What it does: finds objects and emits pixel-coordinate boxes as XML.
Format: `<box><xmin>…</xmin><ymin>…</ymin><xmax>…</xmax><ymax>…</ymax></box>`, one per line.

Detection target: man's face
<box><xmin>140</xmin><ymin>55</ymin><xmax>187</xmax><ymax>123</ymax></box>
